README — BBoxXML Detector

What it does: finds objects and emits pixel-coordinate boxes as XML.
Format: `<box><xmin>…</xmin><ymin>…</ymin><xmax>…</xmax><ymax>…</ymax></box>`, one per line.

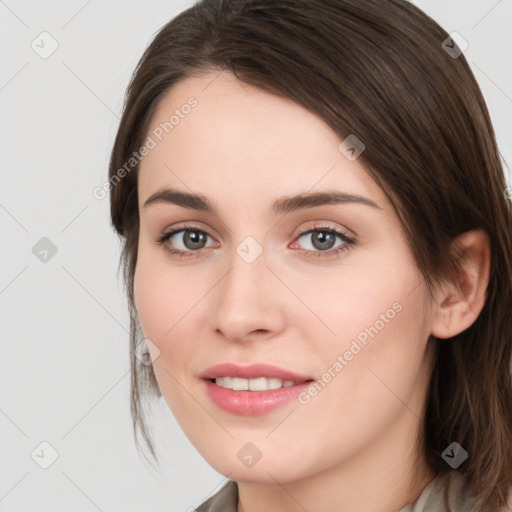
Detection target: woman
<box><xmin>108</xmin><ymin>0</ymin><xmax>512</xmax><ymax>510</ymax></box>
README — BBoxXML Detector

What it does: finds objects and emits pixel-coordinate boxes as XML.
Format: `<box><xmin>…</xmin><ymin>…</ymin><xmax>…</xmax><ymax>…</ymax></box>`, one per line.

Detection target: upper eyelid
<box><xmin>296</xmin><ymin>223</ymin><xmax>353</xmax><ymax>236</ymax></box>
<box><xmin>162</xmin><ymin>221</ymin><xmax>350</xmax><ymax>236</ymax></box>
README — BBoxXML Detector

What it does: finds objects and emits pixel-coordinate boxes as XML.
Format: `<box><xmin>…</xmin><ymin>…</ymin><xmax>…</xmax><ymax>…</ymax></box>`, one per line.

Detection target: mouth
<box><xmin>199</xmin><ymin>363</ymin><xmax>315</xmax><ymax>415</ymax></box>
<box><xmin>208</xmin><ymin>376</ymin><xmax>311</xmax><ymax>391</ymax></box>
<box><xmin>200</xmin><ymin>362</ymin><xmax>314</xmax><ymax>382</ymax></box>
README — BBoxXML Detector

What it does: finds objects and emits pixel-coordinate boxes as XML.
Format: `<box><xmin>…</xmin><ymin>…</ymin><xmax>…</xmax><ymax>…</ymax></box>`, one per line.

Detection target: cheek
<box><xmin>133</xmin><ymin>254</ymin><xmax>199</xmax><ymax>414</ymax></box>
<box><xmin>133</xmin><ymin>246</ymin><xmax>215</xmax><ymax>378</ymax></box>
<box><xmin>133</xmin><ymin>261</ymin><xmax>172</xmax><ymax>340</ymax></box>
<box><xmin>321</xmin><ymin>283</ymin><xmax>432</xmax><ymax>425</ymax></box>
<box><xmin>291</xmin><ymin>258</ymin><xmax>420</xmax><ymax>356</ymax></box>
<box><xmin>134</xmin><ymin>240</ymin><xmax>198</xmax><ymax>335</ymax></box>
<box><xmin>133</xmin><ymin>248</ymin><xmax>190</xmax><ymax>359</ymax></box>
<box><xmin>299</xmin><ymin>246</ymin><xmax>432</xmax><ymax>408</ymax></box>
<box><xmin>291</xmin><ymin>286</ymin><xmax>432</xmax><ymax>466</ymax></box>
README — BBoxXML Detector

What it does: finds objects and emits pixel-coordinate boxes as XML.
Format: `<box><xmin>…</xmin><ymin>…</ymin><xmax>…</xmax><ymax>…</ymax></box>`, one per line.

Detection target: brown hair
<box><xmin>108</xmin><ymin>0</ymin><xmax>512</xmax><ymax>509</ymax></box>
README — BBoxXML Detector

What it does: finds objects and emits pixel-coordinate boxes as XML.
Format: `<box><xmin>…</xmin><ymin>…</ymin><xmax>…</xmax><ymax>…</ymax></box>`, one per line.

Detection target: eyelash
<box><xmin>154</xmin><ymin>223</ymin><xmax>357</xmax><ymax>260</ymax></box>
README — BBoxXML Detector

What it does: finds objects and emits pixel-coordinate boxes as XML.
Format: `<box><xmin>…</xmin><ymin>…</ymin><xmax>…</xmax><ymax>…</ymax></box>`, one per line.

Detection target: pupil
<box><xmin>312</xmin><ymin>231</ymin><xmax>335</xmax><ymax>250</ymax></box>
<box><xmin>184</xmin><ymin>231</ymin><xmax>206</xmax><ymax>250</ymax></box>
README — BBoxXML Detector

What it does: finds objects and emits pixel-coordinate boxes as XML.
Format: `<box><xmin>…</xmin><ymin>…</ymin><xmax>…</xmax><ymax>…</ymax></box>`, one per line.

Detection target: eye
<box><xmin>154</xmin><ymin>223</ymin><xmax>356</xmax><ymax>260</ymax></box>
<box><xmin>291</xmin><ymin>225</ymin><xmax>356</xmax><ymax>258</ymax></box>
<box><xmin>155</xmin><ymin>224</ymin><xmax>218</xmax><ymax>258</ymax></box>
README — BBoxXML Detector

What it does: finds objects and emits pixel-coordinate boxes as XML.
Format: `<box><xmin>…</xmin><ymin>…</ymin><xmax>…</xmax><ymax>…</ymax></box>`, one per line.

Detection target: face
<box><xmin>134</xmin><ymin>71</ymin><xmax>437</xmax><ymax>484</ymax></box>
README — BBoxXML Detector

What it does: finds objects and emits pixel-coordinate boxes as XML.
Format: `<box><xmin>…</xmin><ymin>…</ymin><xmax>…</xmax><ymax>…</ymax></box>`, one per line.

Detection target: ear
<box><xmin>430</xmin><ymin>230</ymin><xmax>491</xmax><ymax>339</ymax></box>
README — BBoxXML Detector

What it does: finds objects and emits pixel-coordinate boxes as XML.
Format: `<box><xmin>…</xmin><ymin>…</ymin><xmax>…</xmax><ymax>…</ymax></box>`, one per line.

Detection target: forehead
<box><xmin>137</xmin><ymin>71</ymin><xmax>385</xmax><ymax>211</ymax></box>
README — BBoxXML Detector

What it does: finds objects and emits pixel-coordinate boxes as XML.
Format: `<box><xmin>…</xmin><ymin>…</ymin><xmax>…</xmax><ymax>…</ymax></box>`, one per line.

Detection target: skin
<box><xmin>133</xmin><ymin>71</ymin><xmax>490</xmax><ymax>512</ymax></box>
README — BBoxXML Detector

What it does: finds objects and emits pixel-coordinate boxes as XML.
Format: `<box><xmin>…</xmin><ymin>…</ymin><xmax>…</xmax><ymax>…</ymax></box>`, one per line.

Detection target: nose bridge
<box><xmin>220</xmin><ymin>237</ymin><xmax>269</xmax><ymax>306</ymax></box>
<box><xmin>211</xmin><ymin>235</ymin><xmax>284</xmax><ymax>340</ymax></box>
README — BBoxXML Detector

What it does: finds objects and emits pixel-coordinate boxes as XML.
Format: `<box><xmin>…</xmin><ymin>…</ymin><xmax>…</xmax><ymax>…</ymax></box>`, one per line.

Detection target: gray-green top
<box><xmin>196</xmin><ymin>471</ymin><xmax>485</xmax><ymax>512</ymax></box>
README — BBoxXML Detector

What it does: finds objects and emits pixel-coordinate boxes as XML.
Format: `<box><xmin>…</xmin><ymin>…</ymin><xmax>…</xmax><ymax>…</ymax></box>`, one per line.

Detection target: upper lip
<box><xmin>200</xmin><ymin>363</ymin><xmax>314</xmax><ymax>382</ymax></box>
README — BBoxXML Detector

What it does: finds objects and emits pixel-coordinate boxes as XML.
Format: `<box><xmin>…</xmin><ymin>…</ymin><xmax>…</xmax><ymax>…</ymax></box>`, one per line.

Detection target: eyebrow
<box><xmin>142</xmin><ymin>187</ymin><xmax>381</xmax><ymax>214</ymax></box>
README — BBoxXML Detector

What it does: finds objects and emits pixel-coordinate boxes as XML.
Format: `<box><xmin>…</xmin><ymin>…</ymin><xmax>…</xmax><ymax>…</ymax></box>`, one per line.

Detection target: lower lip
<box><xmin>202</xmin><ymin>379</ymin><xmax>312</xmax><ymax>415</ymax></box>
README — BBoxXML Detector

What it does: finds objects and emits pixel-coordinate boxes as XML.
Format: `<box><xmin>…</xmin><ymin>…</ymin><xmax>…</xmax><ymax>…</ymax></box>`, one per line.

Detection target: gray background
<box><xmin>1</xmin><ymin>1</ymin><xmax>511</xmax><ymax>511</ymax></box>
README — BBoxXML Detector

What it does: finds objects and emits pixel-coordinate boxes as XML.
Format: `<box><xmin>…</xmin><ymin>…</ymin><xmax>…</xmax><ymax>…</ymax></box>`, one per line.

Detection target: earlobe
<box><xmin>430</xmin><ymin>230</ymin><xmax>491</xmax><ymax>340</ymax></box>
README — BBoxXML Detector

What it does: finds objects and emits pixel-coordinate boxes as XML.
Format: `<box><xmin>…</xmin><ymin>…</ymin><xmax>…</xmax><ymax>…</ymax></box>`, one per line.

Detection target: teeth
<box><xmin>214</xmin><ymin>377</ymin><xmax>300</xmax><ymax>391</ymax></box>
<box><xmin>232</xmin><ymin>377</ymin><xmax>248</xmax><ymax>390</ymax></box>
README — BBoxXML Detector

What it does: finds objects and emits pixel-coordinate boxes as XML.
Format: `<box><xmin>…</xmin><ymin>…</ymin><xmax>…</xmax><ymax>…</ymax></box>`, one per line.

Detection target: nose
<box><xmin>210</xmin><ymin>244</ymin><xmax>287</xmax><ymax>343</ymax></box>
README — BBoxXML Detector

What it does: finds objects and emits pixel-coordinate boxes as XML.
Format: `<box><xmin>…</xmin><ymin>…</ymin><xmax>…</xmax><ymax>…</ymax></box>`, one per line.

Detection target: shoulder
<box><xmin>400</xmin><ymin>471</ymin><xmax>512</xmax><ymax>512</ymax></box>
<box><xmin>195</xmin><ymin>480</ymin><xmax>238</xmax><ymax>512</ymax></box>
<box><xmin>503</xmin><ymin>487</ymin><xmax>512</xmax><ymax>512</ymax></box>
<box><xmin>196</xmin><ymin>475</ymin><xmax>512</xmax><ymax>512</ymax></box>
<box><xmin>398</xmin><ymin>471</ymin><xmax>476</xmax><ymax>512</ymax></box>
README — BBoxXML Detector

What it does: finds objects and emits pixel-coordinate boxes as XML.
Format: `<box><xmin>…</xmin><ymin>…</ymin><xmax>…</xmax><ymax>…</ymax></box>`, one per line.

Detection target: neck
<box><xmin>236</xmin><ymin>408</ymin><xmax>437</xmax><ymax>512</ymax></box>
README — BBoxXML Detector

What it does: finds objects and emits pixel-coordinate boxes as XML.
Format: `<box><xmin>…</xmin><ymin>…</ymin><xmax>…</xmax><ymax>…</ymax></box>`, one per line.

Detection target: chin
<box><xmin>202</xmin><ymin>448</ymin><xmax>311</xmax><ymax>484</ymax></box>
